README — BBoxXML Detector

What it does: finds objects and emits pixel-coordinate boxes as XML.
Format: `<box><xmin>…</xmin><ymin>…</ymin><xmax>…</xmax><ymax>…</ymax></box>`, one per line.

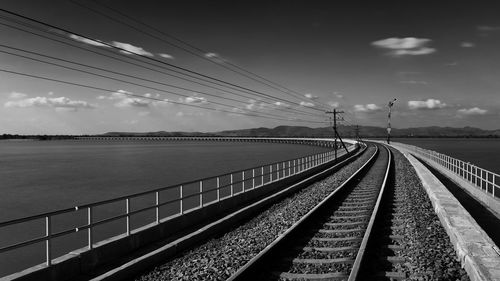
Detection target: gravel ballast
<box><xmin>135</xmin><ymin>146</ymin><xmax>376</xmax><ymax>281</ymax></box>
<box><xmin>389</xmin><ymin>147</ymin><xmax>469</xmax><ymax>281</ymax></box>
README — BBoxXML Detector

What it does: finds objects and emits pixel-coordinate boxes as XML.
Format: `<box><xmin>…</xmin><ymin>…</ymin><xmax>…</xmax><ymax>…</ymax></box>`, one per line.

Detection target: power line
<box><xmin>73</xmin><ymin>0</ymin><xmax>334</xmax><ymax>110</ymax></box>
<box><xmin>0</xmin><ymin>50</ymin><xmax>320</xmax><ymax>122</ymax></box>
<box><xmin>0</xmin><ymin>67</ymin><xmax>328</xmax><ymax>124</ymax></box>
<box><xmin>0</xmin><ymin>8</ymin><xmax>328</xmax><ymax>115</ymax></box>
<box><xmin>0</xmin><ymin>16</ymin><xmax>326</xmax><ymax>116</ymax></box>
<box><xmin>0</xmin><ymin>44</ymin><xmax>323</xmax><ymax>120</ymax></box>
<box><xmin>0</xmin><ymin>17</ymin><xmax>325</xmax><ymax>118</ymax></box>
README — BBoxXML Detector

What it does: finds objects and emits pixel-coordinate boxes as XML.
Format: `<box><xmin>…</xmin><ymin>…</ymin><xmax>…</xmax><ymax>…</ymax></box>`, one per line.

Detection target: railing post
<box><xmin>288</xmin><ymin>160</ymin><xmax>291</xmax><ymax>176</ymax></box>
<box><xmin>230</xmin><ymin>174</ymin><xmax>234</xmax><ymax>196</ymax></box>
<box><xmin>155</xmin><ymin>191</ymin><xmax>160</xmax><ymax>224</ymax></box>
<box><xmin>493</xmin><ymin>176</ymin><xmax>496</xmax><ymax>198</ymax></box>
<box><xmin>270</xmin><ymin>165</ymin><xmax>273</xmax><ymax>182</ymax></box>
<box><xmin>282</xmin><ymin>162</ymin><xmax>285</xmax><ymax>178</ymax></box>
<box><xmin>216</xmin><ymin>177</ymin><xmax>220</xmax><ymax>201</ymax></box>
<box><xmin>45</xmin><ymin>216</ymin><xmax>52</xmax><ymax>266</ymax></box>
<box><xmin>242</xmin><ymin>171</ymin><xmax>245</xmax><ymax>191</ymax></box>
<box><xmin>252</xmin><ymin>169</ymin><xmax>255</xmax><ymax>188</ymax></box>
<box><xmin>199</xmin><ymin>180</ymin><xmax>203</xmax><ymax>207</ymax></box>
<box><xmin>180</xmin><ymin>185</ymin><xmax>184</xmax><ymax>214</ymax></box>
<box><xmin>261</xmin><ymin>166</ymin><xmax>264</xmax><ymax>186</ymax></box>
<box><xmin>88</xmin><ymin>206</ymin><xmax>93</xmax><ymax>249</ymax></box>
<box><xmin>126</xmin><ymin>198</ymin><xmax>130</xmax><ymax>235</ymax></box>
<box><xmin>276</xmin><ymin>163</ymin><xmax>279</xmax><ymax>179</ymax></box>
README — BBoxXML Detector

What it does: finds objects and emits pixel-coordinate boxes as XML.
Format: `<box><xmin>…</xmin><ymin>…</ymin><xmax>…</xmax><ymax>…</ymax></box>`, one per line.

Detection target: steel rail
<box><xmin>227</xmin><ymin>143</ymin><xmax>385</xmax><ymax>281</ymax></box>
<box><xmin>348</xmin><ymin>144</ymin><xmax>392</xmax><ymax>281</ymax></box>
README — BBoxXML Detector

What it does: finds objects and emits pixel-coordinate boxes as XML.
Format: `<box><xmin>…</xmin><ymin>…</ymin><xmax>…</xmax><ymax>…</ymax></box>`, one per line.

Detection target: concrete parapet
<box><xmin>398</xmin><ymin>150</ymin><xmax>500</xmax><ymax>281</ymax></box>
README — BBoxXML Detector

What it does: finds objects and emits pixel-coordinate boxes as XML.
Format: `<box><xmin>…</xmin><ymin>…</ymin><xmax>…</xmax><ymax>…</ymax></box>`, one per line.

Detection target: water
<box><xmin>394</xmin><ymin>138</ymin><xmax>500</xmax><ymax>175</ymax></box>
<box><xmin>0</xmin><ymin>140</ymin><xmax>328</xmax><ymax>221</ymax></box>
<box><xmin>0</xmin><ymin>140</ymin><xmax>330</xmax><ymax>277</ymax></box>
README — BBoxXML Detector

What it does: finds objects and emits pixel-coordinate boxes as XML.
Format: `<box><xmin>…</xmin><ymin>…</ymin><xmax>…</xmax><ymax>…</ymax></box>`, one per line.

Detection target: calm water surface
<box><xmin>0</xmin><ymin>140</ymin><xmax>329</xmax><ymax>221</ymax></box>
<box><xmin>394</xmin><ymin>138</ymin><xmax>500</xmax><ymax>175</ymax></box>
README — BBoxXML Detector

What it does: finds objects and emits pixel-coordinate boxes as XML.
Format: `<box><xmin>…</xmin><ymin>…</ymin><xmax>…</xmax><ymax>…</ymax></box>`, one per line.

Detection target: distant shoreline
<box><xmin>1</xmin><ymin>135</ymin><xmax>499</xmax><ymax>141</ymax></box>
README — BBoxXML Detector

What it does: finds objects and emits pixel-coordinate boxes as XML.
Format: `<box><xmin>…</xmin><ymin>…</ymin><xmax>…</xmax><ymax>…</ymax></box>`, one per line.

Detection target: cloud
<box><xmin>8</xmin><ymin>92</ymin><xmax>27</xmax><ymax>99</ymax></box>
<box><xmin>460</xmin><ymin>42</ymin><xmax>475</xmax><ymax>48</ymax></box>
<box><xmin>69</xmin><ymin>34</ymin><xmax>109</xmax><ymax>47</ymax></box>
<box><xmin>180</xmin><ymin>96</ymin><xmax>208</xmax><ymax>104</ymax></box>
<box><xmin>457</xmin><ymin>107</ymin><xmax>488</xmax><ymax>115</ymax></box>
<box><xmin>328</xmin><ymin>101</ymin><xmax>339</xmax><ymax>108</ymax></box>
<box><xmin>273</xmin><ymin>101</ymin><xmax>290</xmax><ymax>107</ymax></box>
<box><xmin>101</xmin><ymin>90</ymin><xmax>168</xmax><ymax>108</ymax></box>
<box><xmin>304</xmin><ymin>93</ymin><xmax>319</xmax><ymax>100</ymax></box>
<box><xmin>111</xmin><ymin>41</ymin><xmax>154</xmax><ymax>56</ymax></box>
<box><xmin>408</xmin><ymin>99</ymin><xmax>447</xmax><ymax>110</ymax></box>
<box><xmin>5</xmin><ymin>96</ymin><xmax>96</xmax><ymax>110</ymax></box>
<box><xmin>299</xmin><ymin>101</ymin><xmax>315</xmax><ymax>107</ymax></box>
<box><xmin>445</xmin><ymin>61</ymin><xmax>459</xmax><ymax>66</ymax></box>
<box><xmin>477</xmin><ymin>25</ymin><xmax>500</xmax><ymax>32</ymax></box>
<box><xmin>353</xmin><ymin>104</ymin><xmax>382</xmax><ymax>112</ymax></box>
<box><xmin>159</xmin><ymin>53</ymin><xmax>174</xmax><ymax>59</ymax></box>
<box><xmin>205</xmin><ymin>53</ymin><xmax>218</xmax><ymax>58</ymax></box>
<box><xmin>244</xmin><ymin>99</ymin><xmax>288</xmax><ymax>111</ymax></box>
<box><xmin>371</xmin><ymin>37</ymin><xmax>436</xmax><ymax>56</ymax></box>
<box><xmin>333</xmin><ymin>92</ymin><xmax>344</xmax><ymax>99</ymax></box>
<box><xmin>400</xmin><ymin>80</ymin><xmax>428</xmax><ymax>85</ymax></box>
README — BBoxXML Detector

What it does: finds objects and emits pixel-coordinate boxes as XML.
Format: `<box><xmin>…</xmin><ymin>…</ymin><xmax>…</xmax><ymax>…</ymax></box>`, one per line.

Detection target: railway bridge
<box><xmin>1</xmin><ymin>138</ymin><xmax>499</xmax><ymax>281</ymax></box>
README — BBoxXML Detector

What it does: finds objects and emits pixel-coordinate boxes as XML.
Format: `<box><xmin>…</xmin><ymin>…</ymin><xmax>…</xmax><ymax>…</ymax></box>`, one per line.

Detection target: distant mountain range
<box><xmin>102</xmin><ymin>125</ymin><xmax>500</xmax><ymax>138</ymax></box>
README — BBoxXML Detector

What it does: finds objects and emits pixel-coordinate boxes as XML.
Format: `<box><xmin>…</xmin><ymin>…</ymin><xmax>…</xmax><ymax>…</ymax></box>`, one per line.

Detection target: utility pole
<box><xmin>354</xmin><ymin>125</ymin><xmax>361</xmax><ymax>142</ymax></box>
<box><xmin>387</xmin><ymin>98</ymin><xmax>397</xmax><ymax>144</ymax></box>
<box><xmin>325</xmin><ymin>108</ymin><xmax>348</xmax><ymax>159</ymax></box>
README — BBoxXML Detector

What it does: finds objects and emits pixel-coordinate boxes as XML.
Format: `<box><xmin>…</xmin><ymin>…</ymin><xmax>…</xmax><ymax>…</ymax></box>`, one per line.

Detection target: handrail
<box><xmin>393</xmin><ymin>142</ymin><xmax>499</xmax><ymax>199</ymax></box>
<box><xmin>0</xmin><ymin>140</ymin><xmax>341</xmax><ymax>227</ymax></box>
<box><xmin>0</xmin><ymin>138</ymin><xmax>359</xmax><ymax>274</ymax></box>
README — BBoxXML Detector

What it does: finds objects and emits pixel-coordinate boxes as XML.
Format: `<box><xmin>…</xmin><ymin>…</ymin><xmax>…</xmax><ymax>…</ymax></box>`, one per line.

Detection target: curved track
<box><xmin>228</xmin><ymin>143</ymin><xmax>392</xmax><ymax>281</ymax></box>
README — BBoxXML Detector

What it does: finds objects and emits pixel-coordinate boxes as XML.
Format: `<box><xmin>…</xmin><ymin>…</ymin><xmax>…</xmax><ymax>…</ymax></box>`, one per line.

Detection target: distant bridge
<box><xmin>74</xmin><ymin>136</ymin><xmax>356</xmax><ymax>148</ymax></box>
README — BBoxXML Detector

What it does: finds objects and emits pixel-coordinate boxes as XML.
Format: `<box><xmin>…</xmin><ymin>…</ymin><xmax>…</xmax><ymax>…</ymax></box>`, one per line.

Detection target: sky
<box><xmin>1</xmin><ymin>0</ymin><xmax>499</xmax><ymax>134</ymax></box>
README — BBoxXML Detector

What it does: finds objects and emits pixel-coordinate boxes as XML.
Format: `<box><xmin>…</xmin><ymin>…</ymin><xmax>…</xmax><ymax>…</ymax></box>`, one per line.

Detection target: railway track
<box><xmin>228</xmin><ymin>143</ymin><xmax>394</xmax><ymax>281</ymax></box>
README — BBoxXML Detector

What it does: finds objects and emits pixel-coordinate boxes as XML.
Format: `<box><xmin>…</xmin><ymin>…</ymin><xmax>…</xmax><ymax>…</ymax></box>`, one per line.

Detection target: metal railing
<box><xmin>395</xmin><ymin>142</ymin><xmax>499</xmax><ymax>199</ymax></box>
<box><xmin>0</xmin><ymin>139</ymin><xmax>356</xmax><ymax>274</ymax></box>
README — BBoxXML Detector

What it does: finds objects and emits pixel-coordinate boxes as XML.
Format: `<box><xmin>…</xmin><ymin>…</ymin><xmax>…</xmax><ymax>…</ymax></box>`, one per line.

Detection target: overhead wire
<box><xmin>0</xmin><ymin>67</ymin><xmax>328</xmax><ymax>124</ymax></box>
<box><xmin>0</xmin><ymin>7</ymin><xmax>329</xmax><ymax>115</ymax></box>
<box><xmin>73</xmin><ymin>0</ymin><xmax>334</xmax><ymax>110</ymax></box>
<box><xmin>0</xmin><ymin>16</ymin><xmax>326</xmax><ymax>119</ymax></box>
<box><xmin>0</xmin><ymin>44</ymin><xmax>324</xmax><ymax>120</ymax></box>
<box><xmin>0</xmin><ymin>16</ymin><xmax>326</xmax><ymax>116</ymax></box>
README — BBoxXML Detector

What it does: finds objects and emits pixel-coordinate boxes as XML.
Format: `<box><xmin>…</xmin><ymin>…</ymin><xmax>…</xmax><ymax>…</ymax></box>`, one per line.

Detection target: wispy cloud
<box><xmin>8</xmin><ymin>92</ymin><xmax>27</xmax><ymax>99</ymax></box>
<box><xmin>245</xmin><ymin>100</ymin><xmax>289</xmax><ymax>111</ymax></box>
<box><xmin>400</xmin><ymin>80</ymin><xmax>428</xmax><ymax>85</ymax></box>
<box><xmin>159</xmin><ymin>53</ymin><xmax>174</xmax><ymax>59</ymax></box>
<box><xmin>477</xmin><ymin>25</ymin><xmax>500</xmax><ymax>32</ymax></box>
<box><xmin>304</xmin><ymin>93</ymin><xmax>319</xmax><ymax>100</ymax></box>
<box><xmin>460</xmin><ymin>42</ymin><xmax>475</xmax><ymax>48</ymax></box>
<box><xmin>353</xmin><ymin>104</ymin><xmax>382</xmax><ymax>112</ymax></box>
<box><xmin>69</xmin><ymin>34</ymin><xmax>109</xmax><ymax>47</ymax></box>
<box><xmin>5</xmin><ymin>96</ymin><xmax>96</xmax><ymax>110</ymax></box>
<box><xmin>408</xmin><ymin>99</ymin><xmax>447</xmax><ymax>110</ymax></box>
<box><xmin>371</xmin><ymin>37</ymin><xmax>436</xmax><ymax>56</ymax></box>
<box><xmin>328</xmin><ymin>101</ymin><xmax>339</xmax><ymax>108</ymax></box>
<box><xmin>333</xmin><ymin>92</ymin><xmax>344</xmax><ymax>99</ymax></box>
<box><xmin>205</xmin><ymin>52</ymin><xmax>218</xmax><ymax>58</ymax></box>
<box><xmin>179</xmin><ymin>96</ymin><xmax>208</xmax><ymax>104</ymax></box>
<box><xmin>299</xmin><ymin>101</ymin><xmax>315</xmax><ymax>107</ymax></box>
<box><xmin>457</xmin><ymin>107</ymin><xmax>488</xmax><ymax>115</ymax></box>
<box><xmin>99</xmin><ymin>90</ymin><xmax>168</xmax><ymax>108</ymax></box>
<box><xmin>112</xmin><ymin>42</ymin><xmax>154</xmax><ymax>56</ymax></box>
